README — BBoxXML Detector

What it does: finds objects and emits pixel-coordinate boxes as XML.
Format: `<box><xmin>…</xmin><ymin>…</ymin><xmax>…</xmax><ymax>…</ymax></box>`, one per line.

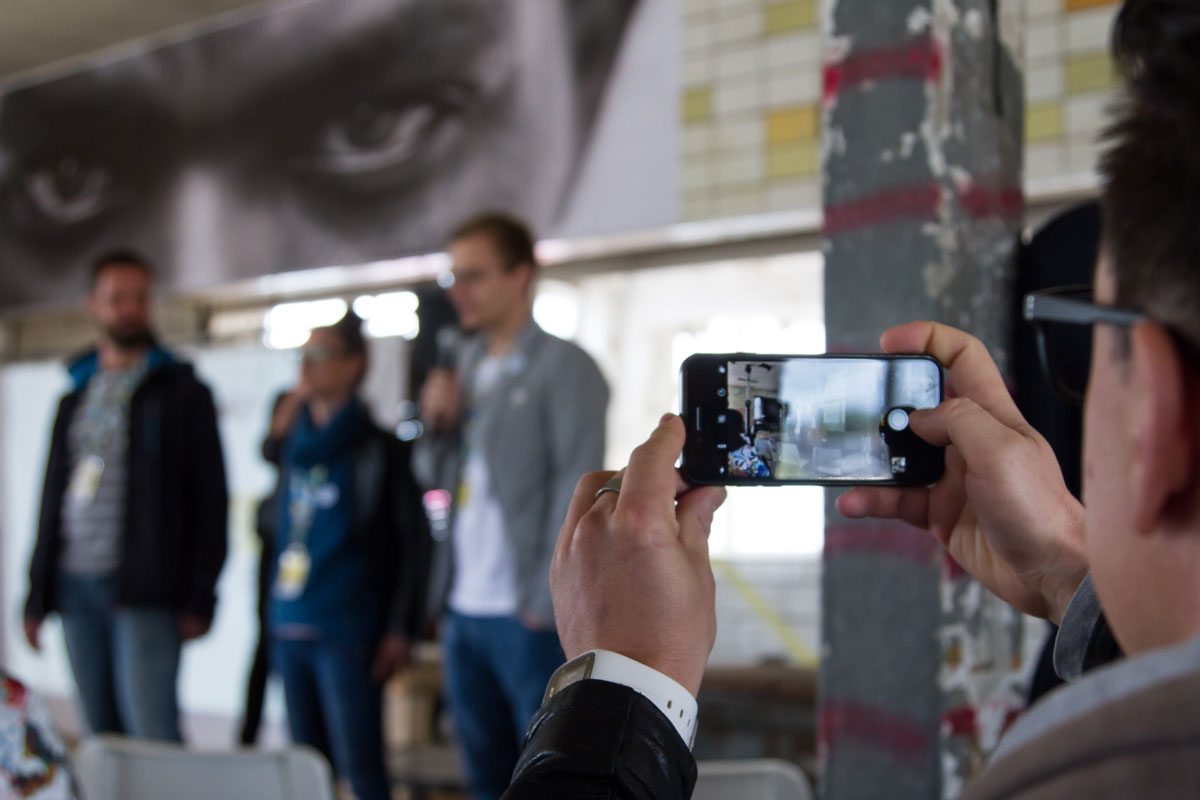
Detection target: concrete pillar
<box><xmin>819</xmin><ymin>2</ymin><xmax>1025</xmax><ymax>798</ymax></box>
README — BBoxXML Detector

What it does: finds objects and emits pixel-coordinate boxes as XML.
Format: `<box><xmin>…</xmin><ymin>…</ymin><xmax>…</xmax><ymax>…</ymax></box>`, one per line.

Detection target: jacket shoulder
<box><xmin>964</xmin><ymin>668</ymin><xmax>1200</xmax><ymax>799</ymax></box>
<box><xmin>531</xmin><ymin>330</ymin><xmax>603</xmax><ymax>375</ymax></box>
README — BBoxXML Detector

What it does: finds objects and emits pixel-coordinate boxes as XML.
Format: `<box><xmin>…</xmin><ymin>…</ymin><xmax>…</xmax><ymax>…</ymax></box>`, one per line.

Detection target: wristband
<box><xmin>544</xmin><ymin>649</ymin><xmax>698</xmax><ymax>749</ymax></box>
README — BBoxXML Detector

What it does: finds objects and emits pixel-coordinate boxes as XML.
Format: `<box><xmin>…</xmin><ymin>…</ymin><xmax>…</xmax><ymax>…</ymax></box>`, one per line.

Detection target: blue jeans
<box><xmin>443</xmin><ymin>612</ymin><xmax>565</xmax><ymax>800</ymax></box>
<box><xmin>57</xmin><ymin>573</ymin><xmax>182</xmax><ymax>741</ymax></box>
<box><xmin>273</xmin><ymin>637</ymin><xmax>389</xmax><ymax>800</ymax></box>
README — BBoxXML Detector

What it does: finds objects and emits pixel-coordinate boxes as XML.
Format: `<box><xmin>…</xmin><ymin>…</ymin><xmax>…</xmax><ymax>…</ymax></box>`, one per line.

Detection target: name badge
<box><xmin>274</xmin><ymin>543</ymin><xmax>312</xmax><ymax>600</ymax></box>
<box><xmin>67</xmin><ymin>456</ymin><xmax>106</xmax><ymax>507</ymax></box>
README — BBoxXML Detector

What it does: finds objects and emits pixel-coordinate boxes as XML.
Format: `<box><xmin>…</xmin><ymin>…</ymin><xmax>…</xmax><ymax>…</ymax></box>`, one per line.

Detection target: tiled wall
<box><xmin>681</xmin><ymin>0</ymin><xmax>822</xmax><ymax>222</ymax></box>
<box><xmin>1025</xmin><ymin>0</ymin><xmax>1122</xmax><ymax>184</ymax></box>
<box><xmin>680</xmin><ymin>0</ymin><xmax>1123</xmax><ymax>224</ymax></box>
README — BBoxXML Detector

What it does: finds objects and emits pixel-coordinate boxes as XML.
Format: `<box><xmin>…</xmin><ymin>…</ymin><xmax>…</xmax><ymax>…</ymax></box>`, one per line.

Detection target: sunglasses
<box><xmin>300</xmin><ymin>345</ymin><xmax>340</xmax><ymax>364</ymax></box>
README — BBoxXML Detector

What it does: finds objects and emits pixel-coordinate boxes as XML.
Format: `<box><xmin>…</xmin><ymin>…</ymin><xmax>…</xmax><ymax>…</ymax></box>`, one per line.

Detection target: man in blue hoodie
<box><xmin>23</xmin><ymin>252</ymin><xmax>228</xmax><ymax>742</ymax></box>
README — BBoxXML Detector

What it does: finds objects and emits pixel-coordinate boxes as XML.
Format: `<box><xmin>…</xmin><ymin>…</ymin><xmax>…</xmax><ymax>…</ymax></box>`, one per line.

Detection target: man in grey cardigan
<box><xmin>417</xmin><ymin>213</ymin><xmax>609</xmax><ymax>800</ymax></box>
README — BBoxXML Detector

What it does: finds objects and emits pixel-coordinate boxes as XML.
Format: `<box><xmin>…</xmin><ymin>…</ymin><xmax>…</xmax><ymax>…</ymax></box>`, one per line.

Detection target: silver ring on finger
<box><xmin>592</xmin><ymin>476</ymin><xmax>622</xmax><ymax>502</ymax></box>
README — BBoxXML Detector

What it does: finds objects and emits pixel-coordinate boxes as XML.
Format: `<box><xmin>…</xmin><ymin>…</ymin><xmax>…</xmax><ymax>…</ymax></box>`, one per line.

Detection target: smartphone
<box><xmin>680</xmin><ymin>353</ymin><xmax>945</xmax><ymax>486</ymax></box>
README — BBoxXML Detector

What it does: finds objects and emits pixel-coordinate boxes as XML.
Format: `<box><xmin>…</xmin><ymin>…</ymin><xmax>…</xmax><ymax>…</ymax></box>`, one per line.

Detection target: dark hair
<box><xmin>447</xmin><ymin>212</ymin><xmax>538</xmax><ymax>272</ymax></box>
<box><xmin>317</xmin><ymin>311</ymin><xmax>369</xmax><ymax>386</ymax></box>
<box><xmin>91</xmin><ymin>250</ymin><xmax>154</xmax><ymax>288</ymax></box>
<box><xmin>1100</xmin><ymin>0</ymin><xmax>1200</xmax><ymax>361</ymax></box>
<box><xmin>328</xmin><ymin>310</ymin><xmax>367</xmax><ymax>356</ymax></box>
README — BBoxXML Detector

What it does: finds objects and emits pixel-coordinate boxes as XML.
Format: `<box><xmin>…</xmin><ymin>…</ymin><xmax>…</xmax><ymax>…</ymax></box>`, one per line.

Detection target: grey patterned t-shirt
<box><xmin>59</xmin><ymin>362</ymin><xmax>146</xmax><ymax>575</ymax></box>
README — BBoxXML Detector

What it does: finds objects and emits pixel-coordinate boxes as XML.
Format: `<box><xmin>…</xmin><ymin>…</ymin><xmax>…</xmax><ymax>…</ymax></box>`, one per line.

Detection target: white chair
<box><xmin>693</xmin><ymin>759</ymin><xmax>815</xmax><ymax>800</ymax></box>
<box><xmin>74</xmin><ymin>735</ymin><xmax>334</xmax><ymax>800</ymax></box>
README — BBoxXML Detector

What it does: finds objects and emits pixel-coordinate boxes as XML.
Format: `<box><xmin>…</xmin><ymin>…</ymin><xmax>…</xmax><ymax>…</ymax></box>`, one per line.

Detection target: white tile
<box><xmin>1025</xmin><ymin>62</ymin><xmax>1064</xmax><ymax>102</ymax></box>
<box><xmin>1067</xmin><ymin>136</ymin><xmax>1105</xmax><ymax>174</ymax></box>
<box><xmin>1023</xmin><ymin>141</ymin><xmax>1067</xmax><ymax>180</ymax></box>
<box><xmin>683</xmin><ymin>55</ymin><xmax>713</xmax><ymax>86</ymax></box>
<box><xmin>683</xmin><ymin>160</ymin><xmax>713</xmax><ymax>191</ymax></box>
<box><xmin>1066</xmin><ymin>7</ymin><xmax>1116</xmax><ymax>54</ymax></box>
<box><xmin>1025</xmin><ymin>23</ymin><xmax>1061</xmax><ymax>62</ymax></box>
<box><xmin>766</xmin><ymin>30</ymin><xmax>822</xmax><ymax>71</ymax></box>
<box><xmin>1024</xmin><ymin>0</ymin><xmax>1059</xmax><ymax>20</ymax></box>
<box><xmin>714</xmin><ymin>78</ymin><xmax>763</xmax><ymax>115</ymax></box>
<box><xmin>682</xmin><ymin>123</ymin><xmax>714</xmax><ymax>155</ymax></box>
<box><xmin>766</xmin><ymin>70</ymin><xmax>821</xmax><ymax>106</ymax></box>
<box><xmin>717</xmin><ymin>154</ymin><xmax>765</xmax><ymax>184</ymax></box>
<box><xmin>683</xmin><ymin>196</ymin><xmax>710</xmax><ymax>221</ymax></box>
<box><xmin>684</xmin><ymin>20</ymin><xmax>714</xmax><ymax>52</ymax></box>
<box><xmin>716</xmin><ymin>42</ymin><xmax>763</xmax><ymax>81</ymax></box>
<box><xmin>1065</xmin><ymin>93</ymin><xmax>1112</xmax><ymax>136</ymax></box>
<box><xmin>712</xmin><ymin>11</ymin><xmax>761</xmax><ymax>45</ymax></box>
<box><xmin>715</xmin><ymin>115</ymin><xmax>763</xmax><ymax>151</ymax></box>
<box><xmin>717</xmin><ymin>0</ymin><xmax>759</xmax><ymax>18</ymax></box>
<box><xmin>715</xmin><ymin>189</ymin><xmax>765</xmax><ymax>218</ymax></box>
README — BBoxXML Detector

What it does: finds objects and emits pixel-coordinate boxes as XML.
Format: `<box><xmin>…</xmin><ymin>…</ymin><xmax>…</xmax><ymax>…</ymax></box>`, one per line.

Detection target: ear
<box><xmin>516</xmin><ymin>262</ymin><xmax>536</xmax><ymax>299</ymax></box>
<box><xmin>1129</xmin><ymin>321</ymin><xmax>1196</xmax><ymax>534</ymax></box>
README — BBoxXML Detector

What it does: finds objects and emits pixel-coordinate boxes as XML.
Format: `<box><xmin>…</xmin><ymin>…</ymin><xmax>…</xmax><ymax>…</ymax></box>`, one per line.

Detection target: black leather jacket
<box><xmin>501</xmin><ymin>680</ymin><xmax>695</xmax><ymax>800</ymax></box>
<box><xmin>499</xmin><ymin>590</ymin><xmax>1125</xmax><ymax>800</ymax></box>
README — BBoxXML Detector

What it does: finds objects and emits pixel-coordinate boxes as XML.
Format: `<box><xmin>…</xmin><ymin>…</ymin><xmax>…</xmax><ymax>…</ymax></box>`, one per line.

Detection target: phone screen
<box><xmin>680</xmin><ymin>354</ymin><xmax>944</xmax><ymax>486</ymax></box>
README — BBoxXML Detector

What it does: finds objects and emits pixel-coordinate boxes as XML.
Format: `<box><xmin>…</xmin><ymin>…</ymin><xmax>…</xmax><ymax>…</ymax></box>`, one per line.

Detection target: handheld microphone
<box><xmin>434</xmin><ymin>326</ymin><xmax>460</xmax><ymax>370</ymax></box>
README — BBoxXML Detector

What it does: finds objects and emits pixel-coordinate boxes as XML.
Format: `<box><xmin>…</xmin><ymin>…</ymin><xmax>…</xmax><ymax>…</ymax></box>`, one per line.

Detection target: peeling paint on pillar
<box><xmin>820</xmin><ymin>1</ymin><xmax>1025</xmax><ymax>799</ymax></box>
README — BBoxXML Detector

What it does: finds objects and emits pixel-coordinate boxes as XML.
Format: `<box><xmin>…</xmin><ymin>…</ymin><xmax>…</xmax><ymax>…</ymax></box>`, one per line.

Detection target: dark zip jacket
<box><xmin>265</xmin><ymin>407</ymin><xmax>431</xmax><ymax>640</ymax></box>
<box><xmin>24</xmin><ymin>345</ymin><xmax>228</xmax><ymax>623</ymax></box>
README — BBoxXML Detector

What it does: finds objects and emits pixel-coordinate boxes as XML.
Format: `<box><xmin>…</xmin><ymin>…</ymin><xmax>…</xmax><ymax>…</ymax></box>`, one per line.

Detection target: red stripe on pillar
<box><xmin>820</xmin><ymin>699</ymin><xmax>932</xmax><ymax>763</ymax></box>
<box><xmin>825</xmin><ymin>524</ymin><xmax>940</xmax><ymax>565</ymax></box>
<box><xmin>823</xmin><ymin>181</ymin><xmax>1024</xmax><ymax>236</ymax></box>
<box><xmin>960</xmin><ymin>184</ymin><xmax>1024</xmax><ymax>220</ymax></box>
<box><xmin>823</xmin><ymin>37</ymin><xmax>944</xmax><ymax>104</ymax></box>
<box><xmin>823</xmin><ymin>184</ymin><xmax>941</xmax><ymax>236</ymax></box>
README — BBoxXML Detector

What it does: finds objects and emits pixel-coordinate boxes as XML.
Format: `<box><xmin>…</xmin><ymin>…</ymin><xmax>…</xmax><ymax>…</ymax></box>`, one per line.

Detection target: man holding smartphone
<box><xmin>416</xmin><ymin>213</ymin><xmax>609</xmax><ymax>800</ymax></box>
<box><xmin>501</xmin><ymin>0</ymin><xmax>1200</xmax><ymax>796</ymax></box>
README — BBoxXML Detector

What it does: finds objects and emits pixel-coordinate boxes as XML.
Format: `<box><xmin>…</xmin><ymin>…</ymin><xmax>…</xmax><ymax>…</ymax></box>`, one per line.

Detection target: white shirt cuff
<box><xmin>582</xmin><ymin>650</ymin><xmax>699</xmax><ymax>750</ymax></box>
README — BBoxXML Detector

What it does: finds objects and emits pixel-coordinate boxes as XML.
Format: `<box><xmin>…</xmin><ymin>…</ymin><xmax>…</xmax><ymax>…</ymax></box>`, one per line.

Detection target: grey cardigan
<box><xmin>415</xmin><ymin>321</ymin><xmax>609</xmax><ymax>625</ymax></box>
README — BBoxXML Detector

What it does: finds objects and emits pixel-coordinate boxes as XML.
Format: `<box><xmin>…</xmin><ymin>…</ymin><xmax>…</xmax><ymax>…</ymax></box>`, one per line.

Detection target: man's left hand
<box><xmin>177</xmin><ymin>614</ymin><xmax>211</xmax><ymax>641</ymax></box>
<box><xmin>551</xmin><ymin>414</ymin><xmax>726</xmax><ymax>698</ymax></box>
<box><xmin>372</xmin><ymin>634</ymin><xmax>412</xmax><ymax>683</ymax></box>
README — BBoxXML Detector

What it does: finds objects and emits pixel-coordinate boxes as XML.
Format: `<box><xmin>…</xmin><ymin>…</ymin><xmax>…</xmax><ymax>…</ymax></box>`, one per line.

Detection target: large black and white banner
<box><xmin>0</xmin><ymin>0</ymin><xmax>677</xmax><ymax>310</ymax></box>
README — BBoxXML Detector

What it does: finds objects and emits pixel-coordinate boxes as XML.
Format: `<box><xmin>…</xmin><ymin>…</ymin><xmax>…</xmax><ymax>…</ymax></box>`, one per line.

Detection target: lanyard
<box><xmin>285</xmin><ymin>465</ymin><xmax>331</xmax><ymax>547</ymax></box>
<box><xmin>77</xmin><ymin>362</ymin><xmax>147</xmax><ymax>457</ymax></box>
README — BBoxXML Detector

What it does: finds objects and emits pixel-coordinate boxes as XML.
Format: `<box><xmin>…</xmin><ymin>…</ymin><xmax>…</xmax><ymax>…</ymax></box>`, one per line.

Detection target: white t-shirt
<box><xmin>448</xmin><ymin>355</ymin><xmax>519</xmax><ymax>616</ymax></box>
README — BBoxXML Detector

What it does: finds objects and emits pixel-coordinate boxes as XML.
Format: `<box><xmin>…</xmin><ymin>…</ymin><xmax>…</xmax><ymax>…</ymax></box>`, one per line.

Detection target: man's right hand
<box><xmin>837</xmin><ymin>322</ymin><xmax>1089</xmax><ymax>623</ymax></box>
<box><xmin>24</xmin><ymin>617</ymin><xmax>42</xmax><ymax>652</ymax></box>
<box><xmin>268</xmin><ymin>389</ymin><xmax>309</xmax><ymax>439</ymax></box>
<box><xmin>419</xmin><ymin>368</ymin><xmax>462</xmax><ymax>434</ymax></box>
<box><xmin>551</xmin><ymin>415</ymin><xmax>726</xmax><ymax>698</ymax></box>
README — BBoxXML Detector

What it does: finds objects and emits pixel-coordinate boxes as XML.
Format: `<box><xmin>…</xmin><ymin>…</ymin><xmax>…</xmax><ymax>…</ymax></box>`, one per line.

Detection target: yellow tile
<box><xmin>1066</xmin><ymin>52</ymin><xmax>1118</xmax><ymax>94</ymax></box>
<box><xmin>1026</xmin><ymin>102</ymin><xmax>1064</xmax><ymax>142</ymax></box>
<box><xmin>1065</xmin><ymin>0</ymin><xmax>1119</xmax><ymax>11</ymax></box>
<box><xmin>765</xmin><ymin>0</ymin><xmax>817</xmax><ymax>35</ymax></box>
<box><xmin>682</xmin><ymin>87</ymin><xmax>713</xmax><ymax>123</ymax></box>
<box><xmin>766</xmin><ymin>105</ymin><xmax>819</xmax><ymax>145</ymax></box>
<box><xmin>767</xmin><ymin>141</ymin><xmax>819</xmax><ymax>179</ymax></box>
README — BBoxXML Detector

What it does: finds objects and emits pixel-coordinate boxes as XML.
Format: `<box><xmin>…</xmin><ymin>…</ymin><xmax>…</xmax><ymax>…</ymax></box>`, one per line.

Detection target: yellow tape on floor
<box><xmin>712</xmin><ymin>559</ymin><xmax>819</xmax><ymax>669</ymax></box>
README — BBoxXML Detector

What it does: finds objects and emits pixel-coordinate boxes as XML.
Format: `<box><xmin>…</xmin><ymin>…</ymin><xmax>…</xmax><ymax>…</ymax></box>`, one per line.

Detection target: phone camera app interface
<box><xmin>723</xmin><ymin>359</ymin><xmax>940</xmax><ymax>481</ymax></box>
